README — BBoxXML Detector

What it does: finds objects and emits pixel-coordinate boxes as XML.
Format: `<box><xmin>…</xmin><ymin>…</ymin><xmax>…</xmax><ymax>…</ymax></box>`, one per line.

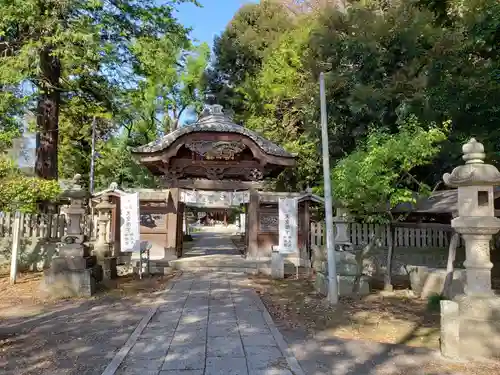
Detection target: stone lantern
<box><xmin>440</xmin><ymin>138</ymin><xmax>500</xmax><ymax>360</ymax></box>
<box><xmin>334</xmin><ymin>207</ymin><xmax>353</xmax><ymax>251</ymax></box>
<box><xmin>42</xmin><ymin>174</ymin><xmax>102</xmax><ymax>297</ymax></box>
<box><xmin>94</xmin><ymin>194</ymin><xmax>117</xmax><ymax>280</ymax></box>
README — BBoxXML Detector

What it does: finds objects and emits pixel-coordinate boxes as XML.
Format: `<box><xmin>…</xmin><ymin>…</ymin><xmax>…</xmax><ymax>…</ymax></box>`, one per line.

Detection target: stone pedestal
<box><xmin>42</xmin><ymin>174</ymin><xmax>102</xmax><ymax>298</ymax></box>
<box><xmin>441</xmin><ymin>296</ymin><xmax>500</xmax><ymax>360</ymax></box>
<box><xmin>271</xmin><ymin>249</ymin><xmax>284</xmax><ymax>279</ymax></box>
<box><xmin>312</xmin><ymin>248</ymin><xmax>370</xmax><ymax>296</ymax></box>
<box><xmin>440</xmin><ymin>138</ymin><xmax>500</xmax><ymax>361</ymax></box>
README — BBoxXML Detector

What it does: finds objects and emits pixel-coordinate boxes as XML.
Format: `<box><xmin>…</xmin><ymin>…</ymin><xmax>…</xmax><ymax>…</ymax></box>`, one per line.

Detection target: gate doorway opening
<box><xmin>131</xmin><ymin>104</ymin><xmax>300</xmax><ymax>270</ymax></box>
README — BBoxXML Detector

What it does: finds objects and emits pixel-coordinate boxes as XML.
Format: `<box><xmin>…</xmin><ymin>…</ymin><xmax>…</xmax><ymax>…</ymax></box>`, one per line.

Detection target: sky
<box><xmin>174</xmin><ymin>0</ymin><xmax>257</xmax><ymax>48</ymax></box>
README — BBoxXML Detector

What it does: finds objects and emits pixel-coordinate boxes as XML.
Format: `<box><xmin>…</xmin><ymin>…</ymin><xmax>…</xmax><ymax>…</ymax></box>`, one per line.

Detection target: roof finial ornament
<box><xmin>200</xmin><ymin>103</ymin><xmax>224</xmax><ymax>119</ymax></box>
<box><xmin>205</xmin><ymin>92</ymin><xmax>217</xmax><ymax>105</ymax></box>
<box><xmin>462</xmin><ymin>138</ymin><xmax>485</xmax><ymax>164</ymax></box>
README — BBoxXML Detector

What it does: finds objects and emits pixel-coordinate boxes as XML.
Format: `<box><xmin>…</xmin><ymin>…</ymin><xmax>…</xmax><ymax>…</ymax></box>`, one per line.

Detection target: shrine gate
<box><xmin>130</xmin><ymin>104</ymin><xmax>321</xmax><ymax>264</ymax></box>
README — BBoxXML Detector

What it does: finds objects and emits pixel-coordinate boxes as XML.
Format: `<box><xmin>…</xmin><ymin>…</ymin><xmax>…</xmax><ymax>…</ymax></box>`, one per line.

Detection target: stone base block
<box><xmin>315</xmin><ymin>272</ymin><xmax>370</xmax><ymax>297</ymax></box>
<box><xmin>59</xmin><ymin>243</ymin><xmax>90</xmax><ymax>258</ymax></box>
<box><xmin>271</xmin><ymin>252</ymin><xmax>284</xmax><ymax>279</ymax></box>
<box><xmin>50</xmin><ymin>256</ymin><xmax>96</xmax><ymax>272</ymax></box>
<box><xmin>441</xmin><ymin>295</ymin><xmax>500</xmax><ymax>361</ymax></box>
<box><xmin>97</xmin><ymin>257</ymin><xmax>117</xmax><ymax>280</ymax></box>
<box><xmin>408</xmin><ymin>266</ymin><xmax>465</xmax><ymax>299</ymax></box>
<box><xmin>42</xmin><ymin>267</ymin><xmax>97</xmax><ymax>298</ymax></box>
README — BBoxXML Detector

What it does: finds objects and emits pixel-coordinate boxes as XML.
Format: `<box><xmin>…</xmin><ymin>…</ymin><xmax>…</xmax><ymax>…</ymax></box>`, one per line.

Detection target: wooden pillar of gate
<box><xmin>247</xmin><ymin>190</ymin><xmax>259</xmax><ymax>259</ymax></box>
<box><xmin>165</xmin><ymin>188</ymin><xmax>180</xmax><ymax>259</ymax></box>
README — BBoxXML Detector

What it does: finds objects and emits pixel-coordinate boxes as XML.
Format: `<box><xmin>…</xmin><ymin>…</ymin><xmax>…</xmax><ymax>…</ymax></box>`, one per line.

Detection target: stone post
<box><xmin>94</xmin><ymin>194</ymin><xmax>117</xmax><ymax>281</ymax></box>
<box><xmin>42</xmin><ymin>174</ymin><xmax>102</xmax><ymax>297</ymax></box>
<box><xmin>440</xmin><ymin>138</ymin><xmax>500</xmax><ymax>360</ymax></box>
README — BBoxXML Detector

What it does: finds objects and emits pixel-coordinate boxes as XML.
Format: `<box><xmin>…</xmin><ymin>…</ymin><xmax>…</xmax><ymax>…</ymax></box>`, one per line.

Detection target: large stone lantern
<box><xmin>42</xmin><ymin>174</ymin><xmax>102</xmax><ymax>297</ymax></box>
<box><xmin>441</xmin><ymin>138</ymin><xmax>500</xmax><ymax>360</ymax></box>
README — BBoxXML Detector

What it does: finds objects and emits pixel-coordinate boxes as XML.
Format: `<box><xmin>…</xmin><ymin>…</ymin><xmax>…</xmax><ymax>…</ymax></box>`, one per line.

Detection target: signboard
<box><xmin>120</xmin><ymin>193</ymin><xmax>140</xmax><ymax>252</ymax></box>
<box><xmin>278</xmin><ymin>198</ymin><xmax>298</xmax><ymax>254</ymax></box>
<box><xmin>8</xmin><ymin>133</ymin><xmax>36</xmax><ymax>175</ymax></box>
<box><xmin>179</xmin><ymin>189</ymin><xmax>250</xmax><ymax>207</ymax></box>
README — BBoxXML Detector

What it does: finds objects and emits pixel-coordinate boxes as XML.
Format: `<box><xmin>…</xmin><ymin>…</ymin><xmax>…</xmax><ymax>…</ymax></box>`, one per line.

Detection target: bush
<box><xmin>427</xmin><ymin>294</ymin><xmax>447</xmax><ymax>312</ymax></box>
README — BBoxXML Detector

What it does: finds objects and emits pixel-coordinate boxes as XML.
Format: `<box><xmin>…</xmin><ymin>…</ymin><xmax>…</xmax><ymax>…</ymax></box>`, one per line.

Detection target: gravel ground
<box><xmin>0</xmin><ymin>273</ymin><xmax>178</xmax><ymax>375</ymax></box>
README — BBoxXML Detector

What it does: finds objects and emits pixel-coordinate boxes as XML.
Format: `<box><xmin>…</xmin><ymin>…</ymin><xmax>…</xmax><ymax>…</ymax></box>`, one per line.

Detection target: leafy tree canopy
<box><xmin>331</xmin><ymin>116</ymin><xmax>449</xmax><ymax>222</ymax></box>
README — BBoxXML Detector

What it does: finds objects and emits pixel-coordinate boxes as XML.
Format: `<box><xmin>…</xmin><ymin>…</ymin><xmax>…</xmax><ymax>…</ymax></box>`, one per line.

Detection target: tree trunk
<box><xmin>35</xmin><ymin>47</ymin><xmax>61</xmax><ymax>180</ymax></box>
<box><xmin>442</xmin><ymin>232</ymin><xmax>459</xmax><ymax>298</ymax></box>
<box><xmin>384</xmin><ymin>223</ymin><xmax>395</xmax><ymax>291</ymax></box>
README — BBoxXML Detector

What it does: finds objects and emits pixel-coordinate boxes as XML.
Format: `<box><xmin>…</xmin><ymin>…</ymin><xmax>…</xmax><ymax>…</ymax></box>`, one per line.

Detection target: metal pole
<box><xmin>89</xmin><ymin>116</ymin><xmax>97</xmax><ymax>195</ymax></box>
<box><xmin>319</xmin><ymin>72</ymin><xmax>339</xmax><ymax>304</ymax></box>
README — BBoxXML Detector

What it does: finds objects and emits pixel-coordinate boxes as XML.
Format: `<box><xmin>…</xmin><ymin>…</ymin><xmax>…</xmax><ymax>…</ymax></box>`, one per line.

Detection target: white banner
<box><xmin>278</xmin><ymin>198</ymin><xmax>298</xmax><ymax>254</ymax></box>
<box><xmin>120</xmin><ymin>192</ymin><xmax>140</xmax><ymax>252</ymax></box>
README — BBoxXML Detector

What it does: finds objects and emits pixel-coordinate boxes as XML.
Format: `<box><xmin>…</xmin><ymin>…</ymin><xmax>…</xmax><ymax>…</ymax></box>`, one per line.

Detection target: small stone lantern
<box><xmin>441</xmin><ymin>138</ymin><xmax>500</xmax><ymax>360</ymax></box>
<box><xmin>94</xmin><ymin>194</ymin><xmax>117</xmax><ymax>280</ymax></box>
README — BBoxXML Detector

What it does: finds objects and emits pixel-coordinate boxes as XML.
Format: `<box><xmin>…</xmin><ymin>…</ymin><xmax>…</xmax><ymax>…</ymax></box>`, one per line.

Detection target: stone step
<box><xmin>169</xmin><ymin>255</ymin><xmax>267</xmax><ymax>275</ymax></box>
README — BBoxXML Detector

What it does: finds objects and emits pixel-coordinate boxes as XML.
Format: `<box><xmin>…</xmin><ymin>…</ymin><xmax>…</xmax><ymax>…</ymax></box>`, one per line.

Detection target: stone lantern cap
<box><xmin>59</xmin><ymin>174</ymin><xmax>88</xmax><ymax>199</ymax></box>
<box><xmin>95</xmin><ymin>194</ymin><xmax>115</xmax><ymax>211</ymax></box>
<box><xmin>443</xmin><ymin>138</ymin><xmax>500</xmax><ymax>187</ymax></box>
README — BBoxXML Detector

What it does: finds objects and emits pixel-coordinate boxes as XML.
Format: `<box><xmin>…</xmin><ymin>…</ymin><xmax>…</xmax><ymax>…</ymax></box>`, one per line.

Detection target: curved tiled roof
<box><xmin>132</xmin><ymin>105</ymin><xmax>294</xmax><ymax>158</ymax></box>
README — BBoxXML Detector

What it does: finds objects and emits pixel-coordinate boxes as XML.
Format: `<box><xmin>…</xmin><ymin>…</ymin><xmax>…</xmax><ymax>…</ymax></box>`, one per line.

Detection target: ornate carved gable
<box><xmin>185</xmin><ymin>141</ymin><xmax>247</xmax><ymax>160</ymax></box>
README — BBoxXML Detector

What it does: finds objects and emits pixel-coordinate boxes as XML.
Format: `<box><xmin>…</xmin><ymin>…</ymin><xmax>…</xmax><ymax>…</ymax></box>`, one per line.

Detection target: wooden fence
<box><xmin>310</xmin><ymin>221</ymin><xmax>459</xmax><ymax>249</ymax></box>
<box><xmin>0</xmin><ymin>212</ymin><xmax>98</xmax><ymax>241</ymax></box>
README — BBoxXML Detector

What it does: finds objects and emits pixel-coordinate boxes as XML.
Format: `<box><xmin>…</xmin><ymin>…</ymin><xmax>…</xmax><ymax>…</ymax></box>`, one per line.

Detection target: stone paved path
<box><xmin>106</xmin><ymin>272</ymin><xmax>302</xmax><ymax>375</ymax></box>
<box><xmin>184</xmin><ymin>230</ymin><xmax>241</xmax><ymax>257</ymax></box>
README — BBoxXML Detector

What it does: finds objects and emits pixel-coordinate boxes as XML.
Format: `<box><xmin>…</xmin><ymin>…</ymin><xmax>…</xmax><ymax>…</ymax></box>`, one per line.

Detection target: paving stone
<box><xmin>248</xmin><ymin>369</ymin><xmax>293</xmax><ymax>375</ymax></box>
<box><xmin>241</xmin><ymin>333</ymin><xmax>277</xmax><ymax>347</ymax></box>
<box><xmin>128</xmin><ymin>339</ymin><xmax>170</xmax><ymax>359</ymax></box>
<box><xmin>118</xmin><ymin>357</ymin><xmax>164</xmax><ymax>372</ymax></box>
<box><xmin>238</xmin><ymin>323</ymin><xmax>271</xmax><ymax>336</ymax></box>
<box><xmin>205</xmin><ymin>357</ymin><xmax>248</xmax><ymax>375</ymax></box>
<box><xmin>209</xmin><ymin>307</ymin><xmax>236</xmax><ymax>315</ymax></box>
<box><xmin>175</xmin><ymin>323</ymin><xmax>207</xmax><ymax>336</ymax></box>
<box><xmin>152</xmin><ymin>312</ymin><xmax>182</xmax><ymax>323</ymax></box>
<box><xmin>179</xmin><ymin>316</ymin><xmax>208</xmax><ymax>325</ymax></box>
<box><xmin>162</xmin><ymin>349</ymin><xmax>205</xmax><ymax>371</ymax></box>
<box><xmin>140</xmin><ymin>327</ymin><xmax>175</xmax><ymax>340</ymax></box>
<box><xmin>159</xmin><ymin>371</ymin><xmax>203</xmax><ymax>375</ymax></box>
<box><xmin>116</xmin><ymin>369</ymin><xmax>159</xmax><ymax>375</ymax></box>
<box><xmin>207</xmin><ymin>336</ymin><xmax>244</xmax><ymax>357</ymax></box>
<box><xmin>170</xmin><ymin>332</ymin><xmax>206</xmax><ymax>345</ymax></box>
<box><xmin>246</xmin><ymin>346</ymin><xmax>286</xmax><ymax>370</ymax></box>
<box><xmin>208</xmin><ymin>322</ymin><xmax>239</xmax><ymax>336</ymax></box>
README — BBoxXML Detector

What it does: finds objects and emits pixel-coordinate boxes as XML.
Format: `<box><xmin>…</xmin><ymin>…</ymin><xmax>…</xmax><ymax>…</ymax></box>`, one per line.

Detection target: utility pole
<box><xmin>10</xmin><ymin>211</ymin><xmax>21</xmax><ymax>285</ymax></box>
<box><xmin>89</xmin><ymin>116</ymin><xmax>97</xmax><ymax>195</ymax></box>
<box><xmin>319</xmin><ymin>72</ymin><xmax>338</xmax><ymax>304</ymax></box>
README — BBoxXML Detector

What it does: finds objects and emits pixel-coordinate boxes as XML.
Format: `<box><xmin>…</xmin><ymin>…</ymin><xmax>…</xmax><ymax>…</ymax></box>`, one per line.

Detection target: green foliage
<box><xmin>0</xmin><ymin>156</ymin><xmax>60</xmax><ymax>213</ymax></box>
<box><xmin>128</xmin><ymin>39</ymin><xmax>210</xmax><ymax>133</ymax></box>
<box><xmin>211</xmin><ymin>0</ymin><xmax>500</xmax><ymax>194</ymax></box>
<box><xmin>0</xmin><ymin>0</ymin><xmax>196</xmax><ymax>179</ymax></box>
<box><xmin>332</xmin><ymin>117</ymin><xmax>448</xmax><ymax>222</ymax></box>
<box><xmin>94</xmin><ymin>134</ymin><xmax>157</xmax><ymax>191</ymax></box>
